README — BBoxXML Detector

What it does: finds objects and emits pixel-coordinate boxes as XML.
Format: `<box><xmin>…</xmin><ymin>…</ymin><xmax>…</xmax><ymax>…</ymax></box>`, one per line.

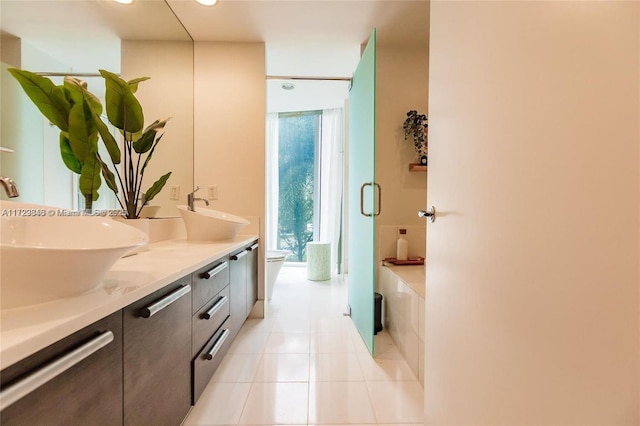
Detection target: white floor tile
<box><xmin>184</xmin><ymin>381</ymin><xmax>251</xmax><ymax>425</ymax></box>
<box><xmin>373</xmin><ymin>331</ymin><xmax>400</xmax><ymax>355</ymax></box>
<box><xmin>239</xmin><ymin>382</ymin><xmax>309</xmax><ymax>425</ymax></box>
<box><xmin>254</xmin><ymin>354</ymin><xmax>310</xmax><ymax>382</ymax></box>
<box><xmin>308</xmin><ymin>381</ymin><xmax>377</xmax><ymax>425</ymax></box>
<box><xmin>271</xmin><ymin>316</ymin><xmax>312</xmax><ymax>333</ymax></box>
<box><xmin>228</xmin><ymin>331</ymin><xmax>270</xmax><ymax>354</ymax></box>
<box><xmin>310</xmin><ymin>332</ymin><xmax>357</xmax><ymax>353</ymax></box>
<box><xmin>212</xmin><ymin>353</ymin><xmax>262</xmax><ymax>382</ymax></box>
<box><xmin>356</xmin><ymin>352</ymin><xmax>417</xmax><ymax>382</ymax></box>
<box><xmin>365</xmin><ymin>380</ymin><xmax>424</xmax><ymax>424</ymax></box>
<box><xmin>239</xmin><ymin>318</ymin><xmax>275</xmax><ymax>335</ymax></box>
<box><xmin>311</xmin><ymin>317</ymin><xmax>355</xmax><ymax>334</ymax></box>
<box><xmin>264</xmin><ymin>332</ymin><xmax>311</xmax><ymax>354</ymax></box>
<box><xmin>191</xmin><ymin>268</ymin><xmax>426</xmax><ymax>426</ymax></box>
<box><xmin>309</xmin><ymin>353</ymin><xmax>364</xmax><ymax>382</ymax></box>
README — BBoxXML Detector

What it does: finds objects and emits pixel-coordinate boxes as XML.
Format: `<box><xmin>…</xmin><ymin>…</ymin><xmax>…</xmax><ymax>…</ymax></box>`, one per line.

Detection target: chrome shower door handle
<box><xmin>360</xmin><ymin>183</ymin><xmax>372</xmax><ymax>217</ymax></box>
<box><xmin>373</xmin><ymin>183</ymin><xmax>381</xmax><ymax>216</ymax></box>
<box><xmin>360</xmin><ymin>182</ymin><xmax>381</xmax><ymax>217</ymax></box>
<box><xmin>418</xmin><ymin>206</ymin><xmax>436</xmax><ymax>223</ymax></box>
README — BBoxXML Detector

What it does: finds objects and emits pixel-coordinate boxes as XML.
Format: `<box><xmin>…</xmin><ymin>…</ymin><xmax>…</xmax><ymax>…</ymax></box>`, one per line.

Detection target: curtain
<box><xmin>319</xmin><ymin>108</ymin><xmax>344</xmax><ymax>274</ymax></box>
<box><xmin>266</xmin><ymin>113</ymin><xmax>279</xmax><ymax>250</ymax></box>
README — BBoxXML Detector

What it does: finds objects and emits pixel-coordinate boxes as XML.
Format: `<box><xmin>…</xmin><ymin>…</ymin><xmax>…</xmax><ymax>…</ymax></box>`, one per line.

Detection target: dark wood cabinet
<box><xmin>123</xmin><ymin>277</ymin><xmax>192</xmax><ymax>426</ymax></box>
<box><xmin>0</xmin><ymin>239</ymin><xmax>259</xmax><ymax>426</ymax></box>
<box><xmin>229</xmin><ymin>240</ymin><xmax>260</xmax><ymax>338</ymax></box>
<box><xmin>229</xmin><ymin>246</ymin><xmax>248</xmax><ymax>338</ymax></box>
<box><xmin>0</xmin><ymin>312</ymin><xmax>123</xmax><ymax>426</ymax></box>
<box><xmin>192</xmin><ymin>317</ymin><xmax>233</xmax><ymax>403</ymax></box>
<box><xmin>246</xmin><ymin>241</ymin><xmax>259</xmax><ymax>316</ymax></box>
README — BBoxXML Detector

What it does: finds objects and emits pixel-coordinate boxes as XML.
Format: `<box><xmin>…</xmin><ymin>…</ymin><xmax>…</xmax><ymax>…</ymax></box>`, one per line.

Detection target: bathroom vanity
<box><xmin>0</xmin><ymin>236</ymin><xmax>259</xmax><ymax>425</ymax></box>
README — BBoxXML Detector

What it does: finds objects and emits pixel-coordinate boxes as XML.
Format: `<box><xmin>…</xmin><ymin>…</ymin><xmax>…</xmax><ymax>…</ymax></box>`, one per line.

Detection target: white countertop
<box><xmin>0</xmin><ymin>235</ymin><xmax>258</xmax><ymax>370</ymax></box>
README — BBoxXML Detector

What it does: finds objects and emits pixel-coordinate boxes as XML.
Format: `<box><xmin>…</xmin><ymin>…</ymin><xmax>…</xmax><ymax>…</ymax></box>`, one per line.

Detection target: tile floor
<box><xmin>184</xmin><ymin>266</ymin><xmax>424</xmax><ymax>425</ymax></box>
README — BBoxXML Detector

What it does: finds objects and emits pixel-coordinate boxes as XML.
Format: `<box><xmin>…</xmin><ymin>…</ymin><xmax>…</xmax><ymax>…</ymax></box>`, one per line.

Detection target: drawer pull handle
<box><xmin>0</xmin><ymin>331</ymin><xmax>114</xmax><ymax>411</ymax></box>
<box><xmin>230</xmin><ymin>250</ymin><xmax>248</xmax><ymax>261</ymax></box>
<box><xmin>141</xmin><ymin>285</ymin><xmax>191</xmax><ymax>318</ymax></box>
<box><xmin>247</xmin><ymin>243</ymin><xmax>259</xmax><ymax>252</ymax></box>
<box><xmin>204</xmin><ymin>329</ymin><xmax>230</xmax><ymax>360</ymax></box>
<box><xmin>199</xmin><ymin>261</ymin><xmax>228</xmax><ymax>279</ymax></box>
<box><xmin>202</xmin><ymin>295</ymin><xmax>228</xmax><ymax>320</ymax></box>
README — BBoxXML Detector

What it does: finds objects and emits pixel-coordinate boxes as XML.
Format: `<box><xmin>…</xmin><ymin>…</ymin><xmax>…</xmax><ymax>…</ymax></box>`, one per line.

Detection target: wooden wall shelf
<box><xmin>409</xmin><ymin>163</ymin><xmax>427</xmax><ymax>172</ymax></box>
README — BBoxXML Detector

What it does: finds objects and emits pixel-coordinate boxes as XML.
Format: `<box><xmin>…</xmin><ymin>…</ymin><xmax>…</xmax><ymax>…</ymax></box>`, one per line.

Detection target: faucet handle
<box><xmin>191</xmin><ymin>186</ymin><xmax>201</xmax><ymax>195</ymax></box>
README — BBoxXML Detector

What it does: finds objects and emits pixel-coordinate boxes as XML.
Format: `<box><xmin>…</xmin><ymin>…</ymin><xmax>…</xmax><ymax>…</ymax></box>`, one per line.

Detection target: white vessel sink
<box><xmin>0</xmin><ymin>201</ymin><xmax>148</xmax><ymax>310</ymax></box>
<box><xmin>177</xmin><ymin>205</ymin><xmax>249</xmax><ymax>242</ymax></box>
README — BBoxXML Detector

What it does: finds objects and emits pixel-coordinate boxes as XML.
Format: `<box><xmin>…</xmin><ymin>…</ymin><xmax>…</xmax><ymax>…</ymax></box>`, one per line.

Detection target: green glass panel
<box><xmin>348</xmin><ymin>28</ymin><xmax>376</xmax><ymax>355</ymax></box>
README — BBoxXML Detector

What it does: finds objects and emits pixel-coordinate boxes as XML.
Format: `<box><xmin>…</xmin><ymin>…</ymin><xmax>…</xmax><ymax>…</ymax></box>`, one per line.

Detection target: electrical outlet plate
<box><xmin>208</xmin><ymin>185</ymin><xmax>218</xmax><ymax>200</ymax></box>
<box><xmin>170</xmin><ymin>185</ymin><xmax>180</xmax><ymax>200</ymax></box>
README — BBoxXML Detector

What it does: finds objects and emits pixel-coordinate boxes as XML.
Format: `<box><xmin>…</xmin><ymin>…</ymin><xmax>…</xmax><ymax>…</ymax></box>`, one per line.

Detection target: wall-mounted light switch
<box><xmin>170</xmin><ymin>185</ymin><xmax>180</xmax><ymax>200</ymax></box>
<box><xmin>208</xmin><ymin>185</ymin><xmax>218</xmax><ymax>201</ymax></box>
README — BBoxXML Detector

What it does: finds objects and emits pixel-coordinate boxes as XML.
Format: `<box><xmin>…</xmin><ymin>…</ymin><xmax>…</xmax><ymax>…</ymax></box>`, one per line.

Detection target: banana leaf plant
<box><xmin>8</xmin><ymin>69</ymin><xmax>172</xmax><ymax>218</ymax></box>
<box><xmin>98</xmin><ymin>70</ymin><xmax>171</xmax><ymax>219</ymax></box>
<box><xmin>8</xmin><ymin>69</ymin><xmax>104</xmax><ymax>210</ymax></box>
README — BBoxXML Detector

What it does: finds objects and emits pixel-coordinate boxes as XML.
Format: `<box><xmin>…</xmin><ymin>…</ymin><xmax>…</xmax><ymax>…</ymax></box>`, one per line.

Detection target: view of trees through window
<box><xmin>277</xmin><ymin>112</ymin><xmax>320</xmax><ymax>262</ymax></box>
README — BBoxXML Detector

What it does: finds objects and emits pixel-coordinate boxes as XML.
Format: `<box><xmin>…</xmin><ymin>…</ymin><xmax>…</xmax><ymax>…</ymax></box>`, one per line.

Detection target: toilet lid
<box><xmin>267</xmin><ymin>250</ymin><xmax>290</xmax><ymax>261</ymax></box>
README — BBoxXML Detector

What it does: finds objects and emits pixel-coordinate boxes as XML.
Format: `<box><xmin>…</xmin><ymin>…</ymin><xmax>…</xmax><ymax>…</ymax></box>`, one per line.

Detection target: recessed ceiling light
<box><xmin>282</xmin><ymin>83</ymin><xmax>295</xmax><ymax>91</ymax></box>
<box><xmin>196</xmin><ymin>0</ymin><xmax>218</xmax><ymax>5</ymax></box>
<box><xmin>114</xmin><ymin>0</ymin><xmax>133</xmax><ymax>4</ymax></box>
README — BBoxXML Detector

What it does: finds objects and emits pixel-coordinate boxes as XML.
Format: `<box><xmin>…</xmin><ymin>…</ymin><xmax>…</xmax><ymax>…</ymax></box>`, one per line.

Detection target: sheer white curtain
<box><xmin>266</xmin><ymin>113</ymin><xmax>279</xmax><ymax>250</ymax></box>
<box><xmin>319</xmin><ymin>108</ymin><xmax>344</xmax><ymax>274</ymax></box>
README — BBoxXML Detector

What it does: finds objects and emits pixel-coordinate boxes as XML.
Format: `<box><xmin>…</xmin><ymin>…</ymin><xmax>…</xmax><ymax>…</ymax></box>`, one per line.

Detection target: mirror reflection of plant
<box><xmin>8</xmin><ymin>69</ymin><xmax>105</xmax><ymax>210</ymax></box>
<box><xmin>403</xmin><ymin>110</ymin><xmax>428</xmax><ymax>156</ymax></box>
<box><xmin>8</xmin><ymin>69</ymin><xmax>172</xmax><ymax>218</ymax></box>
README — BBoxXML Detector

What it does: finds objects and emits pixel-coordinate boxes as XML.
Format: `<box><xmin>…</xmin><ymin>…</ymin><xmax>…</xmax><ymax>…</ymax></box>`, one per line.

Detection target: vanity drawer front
<box><xmin>192</xmin><ymin>318</ymin><xmax>233</xmax><ymax>404</ymax></box>
<box><xmin>192</xmin><ymin>256</ymin><xmax>230</xmax><ymax>314</ymax></box>
<box><xmin>0</xmin><ymin>312</ymin><xmax>123</xmax><ymax>426</ymax></box>
<box><xmin>192</xmin><ymin>285</ymin><xmax>230</xmax><ymax>356</ymax></box>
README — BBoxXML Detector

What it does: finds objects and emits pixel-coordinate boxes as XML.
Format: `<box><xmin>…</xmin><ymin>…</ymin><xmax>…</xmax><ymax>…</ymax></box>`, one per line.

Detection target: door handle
<box><xmin>418</xmin><ymin>206</ymin><xmax>436</xmax><ymax>223</ymax></box>
<box><xmin>360</xmin><ymin>182</ymin><xmax>381</xmax><ymax>217</ymax></box>
<box><xmin>373</xmin><ymin>183</ymin><xmax>381</xmax><ymax>216</ymax></box>
<box><xmin>360</xmin><ymin>183</ymin><xmax>372</xmax><ymax>217</ymax></box>
<box><xmin>140</xmin><ymin>285</ymin><xmax>191</xmax><ymax>318</ymax></box>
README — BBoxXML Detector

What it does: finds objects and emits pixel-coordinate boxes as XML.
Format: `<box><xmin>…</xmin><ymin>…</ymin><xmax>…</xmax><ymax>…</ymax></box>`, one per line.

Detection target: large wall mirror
<box><xmin>0</xmin><ymin>0</ymin><xmax>194</xmax><ymax>217</ymax></box>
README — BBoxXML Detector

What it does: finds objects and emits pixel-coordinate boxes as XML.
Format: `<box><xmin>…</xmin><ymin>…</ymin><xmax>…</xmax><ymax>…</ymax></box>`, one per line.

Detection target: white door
<box><xmin>426</xmin><ymin>2</ymin><xmax>639</xmax><ymax>424</ymax></box>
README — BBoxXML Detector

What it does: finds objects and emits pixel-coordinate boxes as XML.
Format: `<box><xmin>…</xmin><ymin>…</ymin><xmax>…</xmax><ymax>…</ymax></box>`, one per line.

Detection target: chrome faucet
<box><xmin>187</xmin><ymin>186</ymin><xmax>209</xmax><ymax>211</ymax></box>
<box><xmin>0</xmin><ymin>176</ymin><xmax>19</xmax><ymax>198</ymax></box>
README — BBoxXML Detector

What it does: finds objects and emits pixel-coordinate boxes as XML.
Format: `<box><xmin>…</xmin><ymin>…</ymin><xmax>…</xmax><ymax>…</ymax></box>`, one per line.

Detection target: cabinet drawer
<box><xmin>124</xmin><ymin>277</ymin><xmax>192</xmax><ymax>426</ymax></box>
<box><xmin>192</xmin><ymin>256</ymin><xmax>229</xmax><ymax>314</ymax></box>
<box><xmin>192</xmin><ymin>318</ymin><xmax>233</xmax><ymax>404</ymax></box>
<box><xmin>192</xmin><ymin>285</ymin><xmax>230</xmax><ymax>357</ymax></box>
<box><xmin>0</xmin><ymin>312</ymin><xmax>122</xmax><ymax>426</ymax></box>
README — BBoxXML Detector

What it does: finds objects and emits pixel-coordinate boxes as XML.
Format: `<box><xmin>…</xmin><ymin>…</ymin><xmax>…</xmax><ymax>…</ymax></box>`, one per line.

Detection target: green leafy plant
<box><xmin>403</xmin><ymin>110</ymin><xmax>428</xmax><ymax>159</ymax></box>
<box><xmin>8</xmin><ymin>69</ymin><xmax>171</xmax><ymax>218</ymax></box>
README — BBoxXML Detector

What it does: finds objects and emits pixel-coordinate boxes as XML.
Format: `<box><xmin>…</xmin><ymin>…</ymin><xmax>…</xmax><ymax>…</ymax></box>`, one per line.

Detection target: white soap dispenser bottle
<box><xmin>397</xmin><ymin>228</ymin><xmax>409</xmax><ymax>261</ymax></box>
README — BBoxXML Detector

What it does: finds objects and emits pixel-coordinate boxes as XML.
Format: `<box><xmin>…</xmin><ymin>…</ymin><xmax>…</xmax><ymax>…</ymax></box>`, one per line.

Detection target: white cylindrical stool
<box><xmin>306</xmin><ymin>242</ymin><xmax>331</xmax><ymax>281</ymax></box>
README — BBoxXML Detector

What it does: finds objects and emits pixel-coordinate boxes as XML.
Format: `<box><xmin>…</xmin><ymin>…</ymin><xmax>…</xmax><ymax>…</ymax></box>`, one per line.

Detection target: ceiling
<box><xmin>168</xmin><ymin>0</ymin><xmax>429</xmax><ymax>45</ymax></box>
<box><xmin>1</xmin><ymin>0</ymin><xmax>429</xmax><ymax>112</ymax></box>
<box><xmin>1</xmin><ymin>0</ymin><xmax>429</xmax><ymax>46</ymax></box>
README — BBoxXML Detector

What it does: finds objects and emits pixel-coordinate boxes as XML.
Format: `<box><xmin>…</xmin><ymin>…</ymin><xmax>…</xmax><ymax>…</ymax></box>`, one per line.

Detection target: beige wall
<box><xmin>121</xmin><ymin>41</ymin><xmax>194</xmax><ymax>218</ymax></box>
<box><xmin>427</xmin><ymin>1</ymin><xmax>639</xmax><ymax>423</ymax></box>
<box><xmin>194</xmin><ymin>41</ymin><xmax>266</xmax><ymax>306</ymax></box>
<box><xmin>375</xmin><ymin>42</ymin><xmax>429</xmax><ymax>262</ymax></box>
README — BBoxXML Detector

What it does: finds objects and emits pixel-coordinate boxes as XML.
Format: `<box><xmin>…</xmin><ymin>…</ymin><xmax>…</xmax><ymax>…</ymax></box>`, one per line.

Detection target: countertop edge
<box><xmin>0</xmin><ymin>234</ymin><xmax>258</xmax><ymax>370</ymax></box>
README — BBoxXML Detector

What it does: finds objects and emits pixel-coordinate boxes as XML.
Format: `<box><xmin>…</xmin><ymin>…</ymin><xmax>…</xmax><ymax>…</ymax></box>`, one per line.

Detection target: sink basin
<box><xmin>0</xmin><ymin>201</ymin><xmax>148</xmax><ymax>310</ymax></box>
<box><xmin>177</xmin><ymin>205</ymin><xmax>249</xmax><ymax>242</ymax></box>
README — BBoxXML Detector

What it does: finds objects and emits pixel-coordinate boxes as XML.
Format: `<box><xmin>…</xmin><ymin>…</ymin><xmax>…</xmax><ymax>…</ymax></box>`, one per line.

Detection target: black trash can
<box><xmin>374</xmin><ymin>292</ymin><xmax>383</xmax><ymax>334</ymax></box>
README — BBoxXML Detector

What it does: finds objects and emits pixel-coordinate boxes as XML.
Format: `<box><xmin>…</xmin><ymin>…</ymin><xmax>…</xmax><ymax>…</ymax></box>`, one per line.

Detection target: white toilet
<box><xmin>266</xmin><ymin>250</ymin><xmax>290</xmax><ymax>300</ymax></box>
